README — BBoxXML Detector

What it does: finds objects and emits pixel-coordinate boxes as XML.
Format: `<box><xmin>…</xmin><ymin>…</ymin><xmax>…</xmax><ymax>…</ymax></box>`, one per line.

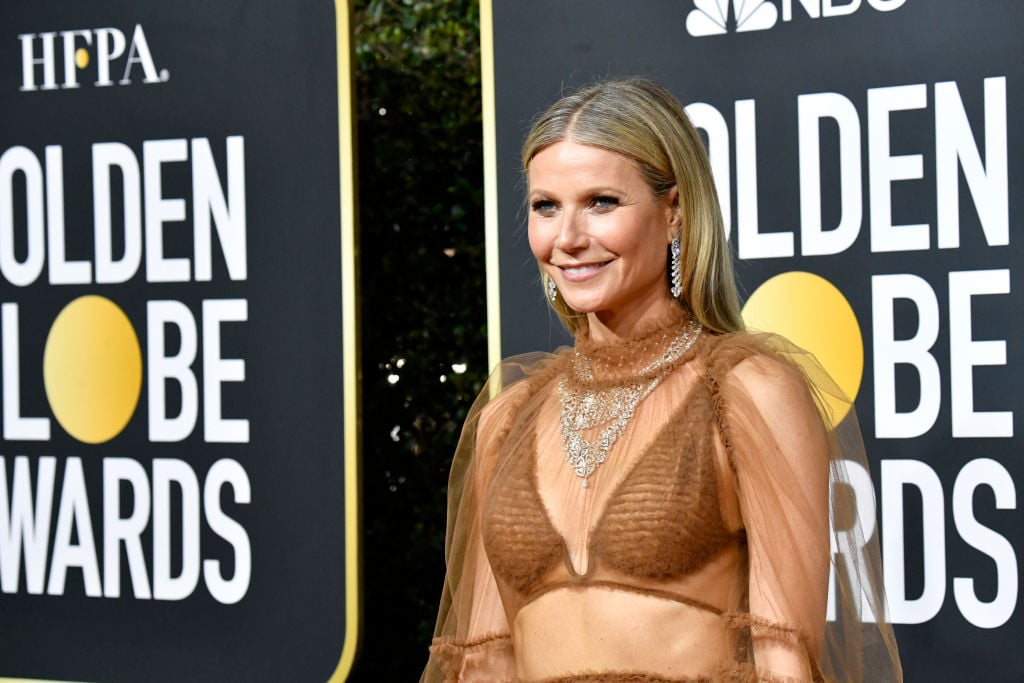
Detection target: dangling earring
<box><xmin>547</xmin><ymin>277</ymin><xmax>558</xmax><ymax>302</ymax></box>
<box><xmin>669</xmin><ymin>237</ymin><xmax>682</xmax><ymax>299</ymax></box>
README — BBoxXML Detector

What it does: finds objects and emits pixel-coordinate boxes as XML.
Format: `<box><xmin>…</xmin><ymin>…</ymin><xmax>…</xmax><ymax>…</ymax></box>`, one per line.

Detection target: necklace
<box><xmin>558</xmin><ymin>318</ymin><xmax>702</xmax><ymax>488</ymax></box>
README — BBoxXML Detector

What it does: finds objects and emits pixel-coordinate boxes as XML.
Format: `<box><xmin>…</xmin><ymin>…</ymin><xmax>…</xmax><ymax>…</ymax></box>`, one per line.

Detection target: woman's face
<box><xmin>527</xmin><ymin>140</ymin><xmax>679</xmax><ymax>335</ymax></box>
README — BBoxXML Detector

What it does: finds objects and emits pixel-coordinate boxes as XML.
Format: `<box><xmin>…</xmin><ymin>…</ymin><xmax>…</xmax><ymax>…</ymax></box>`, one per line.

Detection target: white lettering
<box><xmin>798</xmin><ymin>92</ymin><xmax>862</xmax><ymax>255</ymax></box>
<box><xmin>0</xmin><ymin>147</ymin><xmax>46</xmax><ymax>287</ymax></box>
<box><xmin>93</xmin><ymin>28</ymin><xmax>126</xmax><ymax>87</ymax></box>
<box><xmin>203</xmin><ymin>459</ymin><xmax>251</xmax><ymax>605</ymax></box>
<box><xmin>828</xmin><ymin>459</ymin><xmax>881</xmax><ymax>621</ymax></box>
<box><xmin>47</xmin><ymin>457</ymin><xmax>101</xmax><ymax>597</ymax></box>
<box><xmin>153</xmin><ymin>459</ymin><xmax>201</xmax><ymax>600</ymax></box>
<box><xmin>18</xmin><ymin>33</ymin><xmax>58</xmax><ymax>92</ymax></box>
<box><xmin>0</xmin><ymin>456</ymin><xmax>254</xmax><ymax>603</ymax></box>
<box><xmin>92</xmin><ymin>142</ymin><xmax>143</xmax><ymax>284</ymax></box>
<box><xmin>102</xmin><ymin>457</ymin><xmax>151</xmax><ymax>599</ymax></box>
<box><xmin>868</xmin><ymin>0</ymin><xmax>907</xmax><ymax>10</ymax></box>
<box><xmin>935</xmin><ymin>77</ymin><xmax>1008</xmax><ymax>249</ymax></box>
<box><xmin>736</xmin><ymin>99</ymin><xmax>793</xmax><ymax>258</ymax></box>
<box><xmin>45</xmin><ymin>146</ymin><xmax>92</xmax><ymax>285</ymax></box>
<box><xmin>882</xmin><ymin>459</ymin><xmax>945</xmax><ymax>624</ymax></box>
<box><xmin>823</xmin><ymin>0</ymin><xmax>861</xmax><ymax>18</ymax></box>
<box><xmin>58</xmin><ymin>30</ymin><xmax>92</xmax><ymax>89</ymax></box>
<box><xmin>192</xmin><ymin>137</ymin><xmax>247</xmax><ymax>281</ymax></box>
<box><xmin>872</xmin><ymin>274</ymin><xmax>940</xmax><ymax>438</ymax></box>
<box><xmin>868</xmin><ymin>84</ymin><xmax>929</xmax><ymax>252</ymax></box>
<box><xmin>2</xmin><ymin>304</ymin><xmax>51</xmax><ymax>441</ymax></box>
<box><xmin>782</xmin><ymin>0</ymin><xmax>821</xmax><ymax>21</ymax></box>
<box><xmin>121</xmin><ymin>24</ymin><xmax>161</xmax><ymax>85</ymax></box>
<box><xmin>949</xmin><ymin>270</ymin><xmax>1012</xmax><ymax>437</ymax></box>
<box><xmin>147</xmin><ymin>301</ymin><xmax>199</xmax><ymax>442</ymax></box>
<box><xmin>0</xmin><ymin>456</ymin><xmax>55</xmax><ymax>594</ymax></box>
<box><xmin>143</xmin><ymin>139</ymin><xmax>190</xmax><ymax>282</ymax></box>
<box><xmin>202</xmin><ymin>300</ymin><xmax>249</xmax><ymax>443</ymax></box>
<box><xmin>952</xmin><ymin>458</ymin><xmax>1017</xmax><ymax>628</ymax></box>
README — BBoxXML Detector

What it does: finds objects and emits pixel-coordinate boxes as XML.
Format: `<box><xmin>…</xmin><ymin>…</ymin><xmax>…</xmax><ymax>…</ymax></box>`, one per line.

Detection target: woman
<box><xmin>424</xmin><ymin>78</ymin><xmax>901</xmax><ymax>682</ymax></box>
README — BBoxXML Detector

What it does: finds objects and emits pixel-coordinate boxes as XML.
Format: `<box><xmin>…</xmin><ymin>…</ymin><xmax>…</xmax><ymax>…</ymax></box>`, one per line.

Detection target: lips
<box><xmin>557</xmin><ymin>261</ymin><xmax>612</xmax><ymax>282</ymax></box>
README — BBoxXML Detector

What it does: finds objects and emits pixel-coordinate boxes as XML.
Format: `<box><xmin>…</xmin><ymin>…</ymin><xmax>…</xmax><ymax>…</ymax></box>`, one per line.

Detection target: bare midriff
<box><xmin>512</xmin><ymin>584</ymin><xmax>733</xmax><ymax>680</ymax></box>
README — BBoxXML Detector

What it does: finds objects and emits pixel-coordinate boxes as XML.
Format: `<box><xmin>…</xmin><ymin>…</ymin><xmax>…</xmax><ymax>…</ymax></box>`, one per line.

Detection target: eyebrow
<box><xmin>528</xmin><ymin>185</ymin><xmax>625</xmax><ymax>198</ymax></box>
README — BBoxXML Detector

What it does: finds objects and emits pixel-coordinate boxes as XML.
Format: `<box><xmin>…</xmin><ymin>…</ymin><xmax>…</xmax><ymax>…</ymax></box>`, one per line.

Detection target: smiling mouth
<box><xmin>558</xmin><ymin>261</ymin><xmax>611</xmax><ymax>282</ymax></box>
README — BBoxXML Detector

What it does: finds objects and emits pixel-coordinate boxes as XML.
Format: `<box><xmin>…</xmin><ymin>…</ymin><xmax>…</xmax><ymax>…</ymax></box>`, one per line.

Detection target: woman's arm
<box><xmin>725</xmin><ymin>354</ymin><xmax>831</xmax><ymax>680</ymax></box>
<box><xmin>423</xmin><ymin>376</ymin><xmax>524</xmax><ymax>682</ymax></box>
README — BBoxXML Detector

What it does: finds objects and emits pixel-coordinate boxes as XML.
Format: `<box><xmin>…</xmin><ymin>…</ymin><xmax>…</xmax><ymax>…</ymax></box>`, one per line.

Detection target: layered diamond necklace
<box><xmin>557</xmin><ymin>318</ymin><xmax>702</xmax><ymax>488</ymax></box>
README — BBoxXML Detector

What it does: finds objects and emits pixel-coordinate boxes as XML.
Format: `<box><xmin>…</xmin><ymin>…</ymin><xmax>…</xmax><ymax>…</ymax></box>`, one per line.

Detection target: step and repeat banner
<box><xmin>1</xmin><ymin>2</ymin><xmax>358</xmax><ymax>681</ymax></box>
<box><xmin>484</xmin><ymin>1</ymin><xmax>1020</xmax><ymax>680</ymax></box>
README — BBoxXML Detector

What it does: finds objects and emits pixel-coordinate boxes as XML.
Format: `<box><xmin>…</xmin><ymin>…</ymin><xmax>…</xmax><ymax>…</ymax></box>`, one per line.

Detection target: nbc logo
<box><xmin>686</xmin><ymin>0</ymin><xmax>908</xmax><ymax>38</ymax></box>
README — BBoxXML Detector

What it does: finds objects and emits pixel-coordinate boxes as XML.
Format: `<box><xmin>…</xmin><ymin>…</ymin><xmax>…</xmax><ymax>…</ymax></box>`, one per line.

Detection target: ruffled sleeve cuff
<box><xmin>426</xmin><ymin>632</ymin><xmax>514</xmax><ymax>682</ymax></box>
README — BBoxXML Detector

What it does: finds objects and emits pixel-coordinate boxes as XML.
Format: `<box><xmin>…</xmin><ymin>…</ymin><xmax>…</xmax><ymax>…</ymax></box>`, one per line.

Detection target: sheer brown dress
<box><xmin>423</xmin><ymin>310</ymin><xmax>902</xmax><ymax>682</ymax></box>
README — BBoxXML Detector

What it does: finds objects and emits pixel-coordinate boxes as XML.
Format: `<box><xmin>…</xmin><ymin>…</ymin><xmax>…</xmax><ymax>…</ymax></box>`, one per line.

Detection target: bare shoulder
<box><xmin>727</xmin><ymin>351</ymin><xmax>812</xmax><ymax>404</ymax></box>
<box><xmin>719</xmin><ymin>342</ymin><xmax>829</xmax><ymax>461</ymax></box>
<box><xmin>702</xmin><ymin>330</ymin><xmax>813</xmax><ymax>402</ymax></box>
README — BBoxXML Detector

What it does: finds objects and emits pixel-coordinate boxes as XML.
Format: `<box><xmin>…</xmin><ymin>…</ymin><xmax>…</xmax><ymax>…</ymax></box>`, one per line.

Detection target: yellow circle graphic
<box><xmin>741</xmin><ymin>271</ymin><xmax>863</xmax><ymax>424</ymax></box>
<box><xmin>44</xmin><ymin>295</ymin><xmax>143</xmax><ymax>444</ymax></box>
<box><xmin>74</xmin><ymin>48</ymin><xmax>90</xmax><ymax>69</ymax></box>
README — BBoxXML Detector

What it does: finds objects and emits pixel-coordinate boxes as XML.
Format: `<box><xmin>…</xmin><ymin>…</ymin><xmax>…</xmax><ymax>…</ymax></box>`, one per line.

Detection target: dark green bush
<box><xmin>350</xmin><ymin>0</ymin><xmax>485</xmax><ymax>678</ymax></box>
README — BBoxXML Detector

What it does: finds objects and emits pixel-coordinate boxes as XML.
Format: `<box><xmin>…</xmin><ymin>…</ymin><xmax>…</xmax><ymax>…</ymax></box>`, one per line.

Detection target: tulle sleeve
<box><xmin>422</xmin><ymin>353</ymin><xmax>555</xmax><ymax>682</ymax></box>
<box><xmin>711</xmin><ymin>333</ymin><xmax>902</xmax><ymax>682</ymax></box>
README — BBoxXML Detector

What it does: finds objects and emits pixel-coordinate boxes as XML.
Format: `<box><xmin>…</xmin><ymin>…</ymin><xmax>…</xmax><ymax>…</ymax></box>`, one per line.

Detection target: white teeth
<box><xmin>561</xmin><ymin>264</ymin><xmax>602</xmax><ymax>274</ymax></box>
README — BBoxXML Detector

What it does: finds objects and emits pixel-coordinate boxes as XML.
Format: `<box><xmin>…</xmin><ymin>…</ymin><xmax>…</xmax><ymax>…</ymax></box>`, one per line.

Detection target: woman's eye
<box><xmin>531</xmin><ymin>199</ymin><xmax>556</xmax><ymax>215</ymax></box>
<box><xmin>592</xmin><ymin>196</ymin><xmax>619</xmax><ymax>211</ymax></box>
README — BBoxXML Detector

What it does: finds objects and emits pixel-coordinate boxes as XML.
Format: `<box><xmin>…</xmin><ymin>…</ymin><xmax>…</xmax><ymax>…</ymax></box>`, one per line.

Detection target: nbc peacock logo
<box><xmin>687</xmin><ymin>0</ymin><xmax>778</xmax><ymax>36</ymax></box>
<box><xmin>685</xmin><ymin>0</ymin><xmax>909</xmax><ymax>38</ymax></box>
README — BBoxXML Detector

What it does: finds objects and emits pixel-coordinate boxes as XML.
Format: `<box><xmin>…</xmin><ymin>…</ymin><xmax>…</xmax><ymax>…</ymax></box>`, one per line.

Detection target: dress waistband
<box><xmin>522</xmin><ymin>577</ymin><xmax>725</xmax><ymax>616</ymax></box>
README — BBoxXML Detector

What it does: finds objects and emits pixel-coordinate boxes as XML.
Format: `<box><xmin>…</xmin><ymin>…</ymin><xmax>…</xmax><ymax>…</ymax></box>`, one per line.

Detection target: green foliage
<box><xmin>349</xmin><ymin>0</ymin><xmax>485</xmax><ymax>679</ymax></box>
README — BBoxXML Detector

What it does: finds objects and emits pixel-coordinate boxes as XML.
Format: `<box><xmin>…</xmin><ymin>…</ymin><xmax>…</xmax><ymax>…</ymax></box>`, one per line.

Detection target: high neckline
<box><xmin>570</xmin><ymin>306</ymin><xmax>702</xmax><ymax>384</ymax></box>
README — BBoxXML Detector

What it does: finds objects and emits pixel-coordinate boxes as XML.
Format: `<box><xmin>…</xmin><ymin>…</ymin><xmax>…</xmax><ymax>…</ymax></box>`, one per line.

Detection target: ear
<box><xmin>663</xmin><ymin>185</ymin><xmax>681</xmax><ymax>241</ymax></box>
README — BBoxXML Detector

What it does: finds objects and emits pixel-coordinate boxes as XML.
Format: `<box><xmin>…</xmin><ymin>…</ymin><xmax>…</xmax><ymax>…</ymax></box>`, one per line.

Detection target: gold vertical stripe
<box><xmin>480</xmin><ymin>0</ymin><xmax>503</xmax><ymax>371</ymax></box>
<box><xmin>329</xmin><ymin>0</ymin><xmax>361</xmax><ymax>680</ymax></box>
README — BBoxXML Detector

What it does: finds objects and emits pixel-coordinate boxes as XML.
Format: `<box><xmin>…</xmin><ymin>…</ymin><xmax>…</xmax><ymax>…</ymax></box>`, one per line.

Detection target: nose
<box><xmin>554</xmin><ymin>211</ymin><xmax>587</xmax><ymax>253</ymax></box>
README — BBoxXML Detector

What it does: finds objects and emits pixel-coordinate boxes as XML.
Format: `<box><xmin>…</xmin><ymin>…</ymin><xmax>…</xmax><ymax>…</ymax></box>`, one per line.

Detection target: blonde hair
<box><xmin>522</xmin><ymin>78</ymin><xmax>743</xmax><ymax>334</ymax></box>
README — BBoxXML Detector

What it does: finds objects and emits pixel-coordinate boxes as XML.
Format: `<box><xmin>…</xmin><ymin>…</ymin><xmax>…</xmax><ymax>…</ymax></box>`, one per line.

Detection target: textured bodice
<box><xmin>482</xmin><ymin>372</ymin><xmax>742</xmax><ymax>600</ymax></box>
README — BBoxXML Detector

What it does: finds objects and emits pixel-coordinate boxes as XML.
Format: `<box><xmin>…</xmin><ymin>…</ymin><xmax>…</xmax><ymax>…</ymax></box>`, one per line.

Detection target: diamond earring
<box><xmin>669</xmin><ymin>237</ymin><xmax>682</xmax><ymax>298</ymax></box>
<box><xmin>547</xmin><ymin>277</ymin><xmax>558</xmax><ymax>302</ymax></box>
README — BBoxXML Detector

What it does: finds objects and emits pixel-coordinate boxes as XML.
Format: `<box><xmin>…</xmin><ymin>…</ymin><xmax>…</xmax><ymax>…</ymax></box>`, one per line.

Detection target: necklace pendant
<box><xmin>558</xmin><ymin>320</ymin><xmax>703</xmax><ymax>488</ymax></box>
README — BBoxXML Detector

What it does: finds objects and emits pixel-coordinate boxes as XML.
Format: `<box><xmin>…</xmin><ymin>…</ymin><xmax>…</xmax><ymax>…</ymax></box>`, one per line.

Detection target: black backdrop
<box><xmin>487</xmin><ymin>1</ymin><xmax>1022</xmax><ymax>680</ymax></box>
<box><xmin>0</xmin><ymin>1</ymin><xmax>356</xmax><ymax>681</ymax></box>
